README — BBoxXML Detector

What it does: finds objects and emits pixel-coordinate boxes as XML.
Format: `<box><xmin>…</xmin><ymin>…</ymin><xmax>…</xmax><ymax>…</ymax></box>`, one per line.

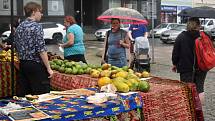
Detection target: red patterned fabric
<box><xmin>0</xmin><ymin>62</ymin><xmax>18</xmax><ymax>98</ymax></box>
<box><xmin>51</xmin><ymin>71</ymin><xmax>98</xmax><ymax>90</ymax></box>
<box><xmin>140</xmin><ymin>77</ymin><xmax>195</xmax><ymax>121</ymax></box>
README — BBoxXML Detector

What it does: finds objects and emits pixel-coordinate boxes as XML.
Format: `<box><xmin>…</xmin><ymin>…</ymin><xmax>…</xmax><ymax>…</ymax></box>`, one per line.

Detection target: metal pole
<box><xmin>151</xmin><ymin>0</ymin><xmax>155</xmax><ymax>63</ymax></box>
<box><xmin>10</xmin><ymin>0</ymin><xmax>15</xmax><ymax>96</ymax></box>
<box><xmin>80</xmin><ymin>0</ymin><xmax>83</xmax><ymax>28</ymax></box>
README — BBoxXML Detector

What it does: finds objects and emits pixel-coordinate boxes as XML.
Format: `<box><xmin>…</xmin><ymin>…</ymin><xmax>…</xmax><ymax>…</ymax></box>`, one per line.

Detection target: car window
<box><xmin>200</xmin><ymin>20</ymin><xmax>209</xmax><ymax>26</ymax></box>
<box><xmin>208</xmin><ymin>20</ymin><xmax>214</xmax><ymax>26</ymax></box>
<box><xmin>155</xmin><ymin>23</ymin><xmax>168</xmax><ymax>29</ymax></box>
<box><xmin>172</xmin><ymin>25</ymin><xmax>186</xmax><ymax>30</ymax></box>
<box><xmin>41</xmin><ymin>23</ymin><xmax>58</xmax><ymax>29</ymax></box>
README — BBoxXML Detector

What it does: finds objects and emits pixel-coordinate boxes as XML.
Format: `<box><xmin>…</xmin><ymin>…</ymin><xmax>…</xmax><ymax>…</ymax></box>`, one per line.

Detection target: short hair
<box><xmin>64</xmin><ymin>16</ymin><xmax>76</xmax><ymax>25</ymax></box>
<box><xmin>187</xmin><ymin>17</ymin><xmax>200</xmax><ymax>31</ymax></box>
<box><xmin>111</xmin><ymin>18</ymin><xmax>120</xmax><ymax>23</ymax></box>
<box><xmin>24</xmin><ymin>2</ymin><xmax>42</xmax><ymax>17</ymax></box>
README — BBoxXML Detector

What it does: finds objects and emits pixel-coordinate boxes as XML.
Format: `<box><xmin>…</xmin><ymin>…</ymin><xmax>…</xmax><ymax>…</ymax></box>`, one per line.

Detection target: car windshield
<box><xmin>172</xmin><ymin>25</ymin><xmax>186</xmax><ymax>30</ymax></box>
<box><xmin>155</xmin><ymin>23</ymin><xmax>168</xmax><ymax>29</ymax></box>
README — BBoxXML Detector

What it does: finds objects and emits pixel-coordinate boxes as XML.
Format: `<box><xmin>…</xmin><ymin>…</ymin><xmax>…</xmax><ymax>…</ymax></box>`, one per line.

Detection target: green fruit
<box><xmin>138</xmin><ymin>81</ymin><xmax>150</xmax><ymax>92</ymax></box>
<box><xmin>122</xmin><ymin>66</ymin><xmax>129</xmax><ymax>71</ymax></box>
<box><xmin>65</xmin><ymin>68</ymin><xmax>73</xmax><ymax>74</ymax></box>
<box><xmin>72</xmin><ymin>68</ymin><xmax>78</xmax><ymax>75</ymax></box>
<box><xmin>49</xmin><ymin>61</ymin><xmax>55</xmax><ymax>65</ymax></box>
<box><xmin>59</xmin><ymin>67</ymin><xmax>65</xmax><ymax>73</ymax></box>
<box><xmin>78</xmin><ymin>68</ymin><xmax>84</xmax><ymax>75</ymax></box>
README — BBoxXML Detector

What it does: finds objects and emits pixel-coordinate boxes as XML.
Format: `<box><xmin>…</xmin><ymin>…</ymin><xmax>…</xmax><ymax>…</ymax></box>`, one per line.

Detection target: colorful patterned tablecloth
<box><xmin>0</xmin><ymin>89</ymin><xmax>143</xmax><ymax>121</ymax></box>
<box><xmin>0</xmin><ymin>62</ymin><xmax>18</xmax><ymax>98</ymax></box>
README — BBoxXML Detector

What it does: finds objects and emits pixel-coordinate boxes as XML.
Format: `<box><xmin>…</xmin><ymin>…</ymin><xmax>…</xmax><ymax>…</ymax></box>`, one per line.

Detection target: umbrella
<box><xmin>178</xmin><ymin>6</ymin><xmax>215</xmax><ymax>18</ymax></box>
<box><xmin>97</xmin><ymin>7</ymin><xmax>148</xmax><ymax>25</ymax></box>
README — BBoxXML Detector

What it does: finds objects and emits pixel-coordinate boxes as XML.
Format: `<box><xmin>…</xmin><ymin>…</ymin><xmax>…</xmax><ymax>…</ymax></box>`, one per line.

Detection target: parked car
<box><xmin>160</xmin><ymin>24</ymin><xmax>186</xmax><ymax>44</ymax></box>
<box><xmin>200</xmin><ymin>18</ymin><xmax>215</xmax><ymax>32</ymax></box>
<box><xmin>1</xmin><ymin>22</ymin><xmax>66</xmax><ymax>43</ymax></box>
<box><xmin>209</xmin><ymin>27</ymin><xmax>215</xmax><ymax>41</ymax></box>
<box><xmin>94</xmin><ymin>24</ymin><xmax>129</xmax><ymax>41</ymax></box>
<box><xmin>149</xmin><ymin>23</ymin><xmax>179</xmax><ymax>38</ymax></box>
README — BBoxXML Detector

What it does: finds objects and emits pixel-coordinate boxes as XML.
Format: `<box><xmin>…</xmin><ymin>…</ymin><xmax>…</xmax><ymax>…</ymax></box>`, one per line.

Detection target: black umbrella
<box><xmin>178</xmin><ymin>6</ymin><xmax>215</xmax><ymax>18</ymax></box>
<box><xmin>97</xmin><ymin>7</ymin><xmax>148</xmax><ymax>25</ymax></box>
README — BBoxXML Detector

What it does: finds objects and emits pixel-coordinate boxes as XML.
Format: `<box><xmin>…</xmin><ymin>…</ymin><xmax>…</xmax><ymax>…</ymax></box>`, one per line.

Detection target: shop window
<box><xmin>48</xmin><ymin>0</ymin><xmax>64</xmax><ymax>16</ymax></box>
<box><xmin>109</xmin><ymin>0</ymin><xmax>121</xmax><ymax>8</ymax></box>
<box><xmin>0</xmin><ymin>0</ymin><xmax>17</xmax><ymax>15</ymax></box>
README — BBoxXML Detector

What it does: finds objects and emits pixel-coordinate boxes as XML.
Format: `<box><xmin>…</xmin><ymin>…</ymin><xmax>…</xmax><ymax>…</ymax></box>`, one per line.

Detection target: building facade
<box><xmin>193</xmin><ymin>0</ymin><xmax>215</xmax><ymax>7</ymax></box>
<box><xmin>0</xmin><ymin>0</ymin><xmax>161</xmax><ymax>34</ymax></box>
<box><xmin>161</xmin><ymin>0</ymin><xmax>192</xmax><ymax>23</ymax></box>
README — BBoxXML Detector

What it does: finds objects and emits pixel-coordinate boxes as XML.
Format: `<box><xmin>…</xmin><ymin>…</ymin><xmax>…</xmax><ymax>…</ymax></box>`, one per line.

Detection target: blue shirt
<box><xmin>129</xmin><ymin>24</ymin><xmax>147</xmax><ymax>39</ymax></box>
<box><xmin>14</xmin><ymin>19</ymin><xmax>47</xmax><ymax>63</ymax></box>
<box><xmin>63</xmin><ymin>24</ymin><xmax>85</xmax><ymax>57</ymax></box>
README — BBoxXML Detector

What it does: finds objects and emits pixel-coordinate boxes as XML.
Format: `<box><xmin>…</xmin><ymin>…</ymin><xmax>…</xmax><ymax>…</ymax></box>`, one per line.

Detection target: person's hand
<box><xmin>58</xmin><ymin>43</ymin><xmax>63</xmax><ymax>48</ymax></box>
<box><xmin>47</xmin><ymin>68</ymin><xmax>54</xmax><ymax>78</ymax></box>
<box><xmin>101</xmin><ymin>59</ymin><xmax>106</xmax><ymax>65</ymax></box>
<box><xmin>172</xmin><ymin>65</ymin><xmax>177</xmax><ymax>72</ymax></box>
<box><xmin>119</xmin><ymin>40</ymin><xmax>124</xmax><ymax>46</ymax></box>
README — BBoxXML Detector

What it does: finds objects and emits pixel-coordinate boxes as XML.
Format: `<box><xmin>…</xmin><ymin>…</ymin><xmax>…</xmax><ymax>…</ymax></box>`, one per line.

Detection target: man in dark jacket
<box><xmin>172</xmin><ymin>17</ymin><xmax>207</xmax><ymax>104</ymax></box>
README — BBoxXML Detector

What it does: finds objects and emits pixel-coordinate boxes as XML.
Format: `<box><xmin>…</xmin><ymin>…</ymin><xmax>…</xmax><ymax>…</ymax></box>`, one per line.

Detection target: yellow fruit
<box><xmin>115</xmin><ymin>71</ymin><xmax>128</xmax><ymax>78</ymax></box>
<box><xmin>113</xmin><ymin>80</ymin><xmax>129</xmax><ymax>93</ymax></box>
<box><xmin>90</xmin><ymin>69</ymin><xmax>100</xmax><ymax>78</ymax></box>
<box><xmin>98</xmin><ymin>77</ymin><xmax>112</xmax><ymax>87</ymax></box>
<box><xmin>101</xmin><ymin>63</ymin><xmax>111</xmax><ymax>70</ymax></box>
<box><xmin>100</xmin><ymin>70</ymin><xmax>111</xmax><ymax>77</ymax></box>
<box><xmin>142</xmin><ymin>71</ymin><xmax>150</xmax><ymax>78</ymax></box>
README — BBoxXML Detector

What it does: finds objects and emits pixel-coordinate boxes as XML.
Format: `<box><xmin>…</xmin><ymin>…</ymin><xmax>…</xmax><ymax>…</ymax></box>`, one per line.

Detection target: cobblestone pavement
<box><xmin>47</xmin><ymin>34</ymin><xmax>215</xmax><ymax>120</ymax></box>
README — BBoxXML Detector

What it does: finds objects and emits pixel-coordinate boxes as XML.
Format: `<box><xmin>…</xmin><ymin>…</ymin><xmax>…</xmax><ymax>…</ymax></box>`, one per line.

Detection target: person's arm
<box><xmin>144</xmin><ymin>32</ymin><xmax>148</xmax><ymax>38</ymax></box>
<box><xmin>120</xmin><ymin>32</ymin><xmax>130</xmax><ymax>49</ymax></box>
<box><xmin>101</xmin><ymin>32</ymin><xmax>108</xmax><ymax>64</ymax></box>
<box><xmin>128</xmin><ymin>31</ymin><xmax>134</xmax><ymax>41</ymax></box>
<box><xmin>36</xmin><ymin>24</ymin><xmax>53</xmax><ymax>78</ymax></box>
<box><xmin>60</xmin><ymin>33</ymin><xmax>74</xmax><ymax>48</ymax></box>
<box><xmin>171</xmin><ymin>33</ymin><xmax>182</xmax><ymax>72</ymax></box>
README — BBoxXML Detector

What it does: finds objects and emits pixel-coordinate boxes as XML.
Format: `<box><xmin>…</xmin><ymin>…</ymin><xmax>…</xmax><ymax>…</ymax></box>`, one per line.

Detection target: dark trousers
<box><xmin>17</xmin><ymin>60</ymin><xmax>50</xmax><ymax>96</ymax></box>
<box><xmin>180</xmin><ymin>70</ymin><xmax>207</xmax><ymax>93</ymax></box>
<box><xmin>65</xmin><ymin>54</ymin><xmax>87</xmax><ymax>63</ymax></box>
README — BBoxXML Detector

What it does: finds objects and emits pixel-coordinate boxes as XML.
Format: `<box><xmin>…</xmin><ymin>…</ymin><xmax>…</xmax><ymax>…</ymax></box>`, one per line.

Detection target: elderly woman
<box><xmin>59</xmin><ymin>16</ymin><xmax>87</xmax><ymax>63</ymax></box>
<box><xmin>101</xmin><ymin>18</ymin><xmax>130</xmax><ymax>67</ymax></box>
<box><xmin>172</xmin><ymin>17</ymin><xmax>207</xmax><ymax>104</ymax></box>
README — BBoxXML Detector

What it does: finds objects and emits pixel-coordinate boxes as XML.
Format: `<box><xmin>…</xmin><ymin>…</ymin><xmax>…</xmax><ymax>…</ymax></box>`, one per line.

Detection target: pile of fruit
<box><xmin>49</xmin><ymin>59</ymin><xmax>150</xmax><ymax>93</ymax></box>
<box><xmin>0</xmin><ymin>49</ymin><xmax>19</xmax><ymax>62</ymax></box>
<box><xmin>50</xmin><ymin>59</ymin><xmax>95</xmax><ymax>75</ymax></box>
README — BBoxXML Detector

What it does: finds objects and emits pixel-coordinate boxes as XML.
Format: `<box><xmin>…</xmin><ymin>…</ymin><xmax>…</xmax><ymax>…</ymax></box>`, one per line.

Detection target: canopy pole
<box><xmin>151</xmin><ymin>0</ymin><xmax>155</xmax><ymax>63</ymax></box>
<box><xmin>10</xmin><ymin>0</ymin><xmax>15</xmax><ymax>96</ymax></box>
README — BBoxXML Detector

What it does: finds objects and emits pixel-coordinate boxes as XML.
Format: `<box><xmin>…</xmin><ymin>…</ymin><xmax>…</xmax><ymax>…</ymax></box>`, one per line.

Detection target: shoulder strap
<box><xmin>104</xmin><ymin>30</ymin><xmax>110</xmax><ymax>60</ymax></box>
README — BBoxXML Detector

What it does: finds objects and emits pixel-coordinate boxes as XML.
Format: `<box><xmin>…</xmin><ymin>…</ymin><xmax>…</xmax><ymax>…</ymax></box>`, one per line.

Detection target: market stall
<box><xmin>0</xmin><ymin>88</ymin><xmax>143</xmax><ymax>121</ymax></box>
<box><xmin>51</xmin><ymin>72</ymin><xmax>202</xmax><ymax>121</ymax></box>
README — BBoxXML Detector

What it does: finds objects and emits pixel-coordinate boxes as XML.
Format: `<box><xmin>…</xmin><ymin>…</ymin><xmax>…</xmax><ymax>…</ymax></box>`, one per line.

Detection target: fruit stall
<box><xmin>0</xmin><ymin>56</ymin><xmax>203</xmax><ymax>120</ymax></box>
<box><xmin>49</xmin><ymin>59</ymin><xmax>203</xmax><ymax>121</ymax></box>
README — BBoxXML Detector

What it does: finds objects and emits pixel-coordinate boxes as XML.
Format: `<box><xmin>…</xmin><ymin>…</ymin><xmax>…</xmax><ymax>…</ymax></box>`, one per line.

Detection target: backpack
<box><xmin>195</xmin><ymin>31</ymin><xmax>215</xmax><ymax>71</ymax></box>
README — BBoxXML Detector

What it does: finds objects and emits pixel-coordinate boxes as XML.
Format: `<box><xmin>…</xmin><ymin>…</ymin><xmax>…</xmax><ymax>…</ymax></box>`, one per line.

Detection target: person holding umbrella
<box><xmin>101</xmin><ymin>18</ymin><xmax>130</xmax><ymax>67</ymax></box>
<box><xmin>172</xmin><ymin>17</ymin><xmax>207</xmax><ymax>104</ymax></box>
<box><xmin>14</xmin><ymin>2</ymin><xmax>53</xmax><ymax>96</ymax></box>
